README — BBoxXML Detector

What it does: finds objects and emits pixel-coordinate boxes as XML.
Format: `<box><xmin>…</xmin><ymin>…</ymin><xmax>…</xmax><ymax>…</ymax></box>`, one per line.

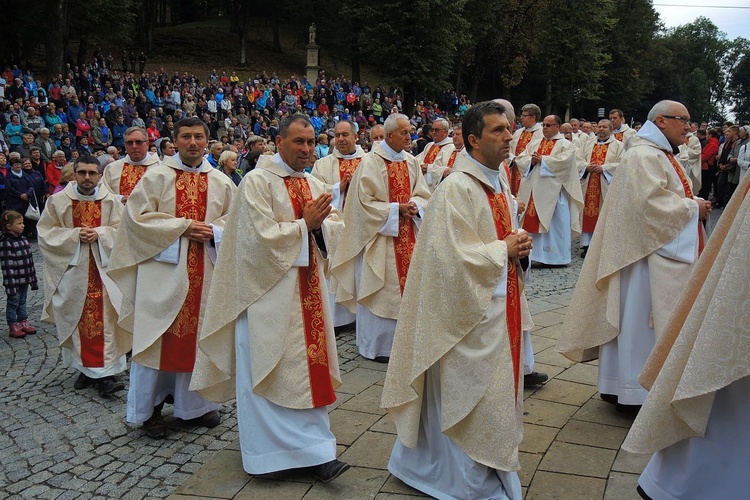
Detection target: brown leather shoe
<box><xmin>191</xmin><ymin>410</ymin><xmax>220</xmax><ymax>428</ymax></box>
<box><xmin>143</xmin><ymin>406</ymin><xmax>167</xmax><ymax>439</ymax></box>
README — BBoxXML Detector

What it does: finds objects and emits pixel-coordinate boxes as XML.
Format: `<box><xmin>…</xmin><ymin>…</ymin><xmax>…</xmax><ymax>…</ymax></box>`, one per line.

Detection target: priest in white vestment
<box><xmin>311</xmin><ymin>120</ymin><xmax>364</xmax><ymax>327</ymax></box>
<box><xmin>577</xmin><ymin>119</ymin><xmax>624</xmax><ymax>255</ymax></box>
<box><xmin>108</xmin><ymin>118</ymin><xmax>236</xmax><ymax>439</ymax></box>
<box><xmin>623</xmin><ymin>171</ymin><xmax>750</xmax><ymax>499</ymax></box>
<box><xmin>39</xmin><ymin>156</ymin><xmax>130</xmax><ymax>397</ymax></box>
<box><xmin>330</xmin><ymin>113</ymin><xmax>430</xmax><ymax>362</ymax></box>
<box><xmin>508</xmin><ymin>103</ymin><xmax>543</xmax><ymax>196</ymax></box>
<box><xmin>191</xmin><ymin>115</ymin><xmax>350</xmax><ymax>483</ymax></box>
<box><xmin>610</xmin><ymin>108</ymin><xmax>636</xmax><ymax>145</ymax></box>
<box><xmin>678</xmin><ymin>133</ymin><xmax>702</xmax><ymax>194</ymax></box>
<box><xmin>101</xmin><ymin>126</ymin><xmax>160</xmax><ymax>203</ymax></box>
<box><xmin>557</xmin><ymin>101</ymin><xmax>712</xmax><ymax>409</ymax></box>
<box><xmin>382</xmin><ymin>101</ymin><xmax>531</xmax><ymax>500</ymax></box>
<box><xmin>415</xmin><ymin>118</ymin><xmax>455</xmax><ymax>191</ymax></box>
<box><xmin>516</xmin><ymin>115</ymin><xmax>583</xmax><ymax>265</ymax></box>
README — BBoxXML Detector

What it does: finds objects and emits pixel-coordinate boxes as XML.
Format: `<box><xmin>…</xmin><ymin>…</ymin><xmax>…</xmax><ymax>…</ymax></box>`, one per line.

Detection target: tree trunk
<box><xmin>469</xmin><ymin>79</ymin><xmax>480</xmax><ymax>104</ymax></box>
<box><xmin>140</xmin><ymin>0</ymin><xmax>157</xmax><ymax>52</ymax></box>
<box><xmin>403</xmin><ymin>82</ymin><xmax>416</xmax><ymax>117</ymax></box>
<box><xmin>45</xmin><ymin>0</ymin><xmax>68</xmax><ymax>79</ymax></box>
<box><xmin>545</xmin><ymin>79</ymin><xmax>553</xmax><ymax>116</ymax></box>
<box><xmin>272</xmin><ymin>8</ymin><xmax>282</xmax><ymax>53</ymax></box>
<box><xmin>77</xmin><ymin>37</ymin><xmax>88</xmax><ymax>69</ymax></box>
<box><xmin>159</xmin><ymin>0</ymin><xmax>166</xmax><ymax>27</ymax></box>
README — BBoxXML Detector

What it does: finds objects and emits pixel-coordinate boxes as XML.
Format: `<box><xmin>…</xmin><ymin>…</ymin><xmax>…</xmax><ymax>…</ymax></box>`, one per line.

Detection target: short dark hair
<box><xmin>609</xmin><ymin>109</ymin><xmax>624</xmax><ymax>118</ymax></box>
<box><xmin>462</xmin><ymin>101</ymin><xmax>506</xmax><ymax>153</ymax></box>
<box><xmin>159</xmin><ymin>139</ymin><xmax>173</xmax><ymax>153</ymax></box>
<box><xmin>73</xmin><ymin>154</ymin><xmax>102</xmax><ymax>173</ymax></box>
<box><xmin>0</xmin><ymin>210</ymin><xmax>23</xmax><ymax>233</ymax></box>
<box><xmin>174</xmin><ymin>116</ymin><xmax>209</xmax><ymax>139</ymax></box>
<box><xmin>278</xmin><ymin>114</ymin><xmax>312</xmax><ymax>138</ymax></box>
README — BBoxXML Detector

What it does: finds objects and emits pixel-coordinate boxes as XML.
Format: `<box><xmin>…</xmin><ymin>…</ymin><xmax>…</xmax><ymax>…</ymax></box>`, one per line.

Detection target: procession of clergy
<box><xmin>36</xmin><ymin>95</ymin><xmax>749</xmax><ymax>499</ymax></box>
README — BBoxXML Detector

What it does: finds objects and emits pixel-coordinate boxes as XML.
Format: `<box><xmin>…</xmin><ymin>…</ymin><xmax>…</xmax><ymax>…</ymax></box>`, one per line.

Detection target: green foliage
<box><xmin>68</xmin><ymin>0</ymin><xmax>137</xmax><ymax>46</ymax></box>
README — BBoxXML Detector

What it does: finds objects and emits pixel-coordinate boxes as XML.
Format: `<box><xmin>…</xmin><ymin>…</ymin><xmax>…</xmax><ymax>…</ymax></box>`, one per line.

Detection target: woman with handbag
<box><xmin>20</xmin><ymin>159</ymin><xmax>44</xmax><ymax>239</ymax></box>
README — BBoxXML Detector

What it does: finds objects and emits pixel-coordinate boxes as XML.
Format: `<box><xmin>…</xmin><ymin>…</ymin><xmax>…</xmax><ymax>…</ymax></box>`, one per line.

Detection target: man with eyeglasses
<box><xmin>558</xmin><ymin>100</ymin><xmax>712</xmax><ymax>413</ymax></box>
<box><xmin>38</xmin><ymin>155</ymin><xmax>130</xmax><ymax>398</ymax></box>
<box><xmin>415</xmin><ymin>118</ymin><xmax>455</xmax><ymax>191</ymax></box>
<box><xmin>102</xmin><ymin>127</ymin><xmax>160</xmax><ymax>204</ymax></box>
<box><xmin>508</xmin><ymin>104</ymin><xmax>544</xmax><ymax>196</ymax></box>
<box><xmin>516</xmin><ymin>115</ymin><xmax>583</xmax><ymax>266</ymax></box>
<box><xmin>609</xmin><ymin>109</ymin><xmax>636</xmax><ymax>145</ymax></box>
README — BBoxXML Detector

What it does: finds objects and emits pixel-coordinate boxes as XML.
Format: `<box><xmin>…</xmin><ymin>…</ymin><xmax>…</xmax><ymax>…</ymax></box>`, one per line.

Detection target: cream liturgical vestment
<box><xmin>678</xmin><ymin>134</ymin><xmax>702</xmax><ymax>194</ymax></box>
<box><xmin>107</xmin><ymin>155</ymin><xmax>235</xmax><ymax>423</ymax></box>
<box><xmin>622</xmin><ymin>173</ymin><xmax>750</xmax><ymax>499</ymax></box>
<box><xmin>576</xmin><ymin>136</ymin><xmax>624</xmax><ymax>247</ymax></box>
<box><xmin>415</xmin><ymin>137</ymin><xmax>455</xmax><ymax>191</ymax></box>
<box><xmin>612</xmin><ymin>123</ymin><xmax>636</xmax><ymax>145</ymax></box>
<box><xmin>382</xmin><ymin>151</ymin><xmax>526</xmax><ymax>500</ymax></box>
<box><xmin>190</xmin><ymin>154</ymin><xmax>344</xmax><ymax>474</ymax></box>
<box><xmin>508</xmin><ymin>124</ymin><xmax>543</xmax><ymax>195</ymax></box>
<box><xmin>101</xmin><ymin>152</ymin><xmax>160</xmax><ymax>198</ymax></box>
<box><xmin>330</xmin><ymin>141</ymin><xmax>430</xmax><ymax>360</ymax></box>
<box><xmin>516</xmin><ymin>134</ymin><xmax>583</xmax><ymax>265</ymax></box>
<box><xmin>311</xmin><ymin>145</ymin><xmax>365</xmax><ymax>327</ymax></box>
<box><xmin>39</xmin><ymin>183</ymin><xmax>130</xmax><ymax>378</ymax></box>
<box><xmin>557</xmin><ymin>121</ymin><xmax>704</xmax><ymax>405</ymax></box>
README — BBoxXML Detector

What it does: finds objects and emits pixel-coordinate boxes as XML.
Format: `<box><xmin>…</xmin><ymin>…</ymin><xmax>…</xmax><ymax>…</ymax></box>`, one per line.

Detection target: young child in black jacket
<box><xmin>0</xmin><ymin>210</ymin><xmax>38</xmax><ymax>338</ymax></box>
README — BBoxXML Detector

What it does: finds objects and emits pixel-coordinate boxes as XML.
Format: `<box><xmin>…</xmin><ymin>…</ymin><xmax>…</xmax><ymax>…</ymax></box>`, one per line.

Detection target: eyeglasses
<box><xmin>125</xmin><ymin>140</ymin><xmax>147</xmax><ymax>146</ymax></box>
<box><xmin>541</xmin><ymin>123</ymin><xmax>558</xmax><ymax>128</ymax></box>
<box><xmin>662</xmin><ymin>115</ymin><xmax>691</xmax><ymax>126</ymax></box>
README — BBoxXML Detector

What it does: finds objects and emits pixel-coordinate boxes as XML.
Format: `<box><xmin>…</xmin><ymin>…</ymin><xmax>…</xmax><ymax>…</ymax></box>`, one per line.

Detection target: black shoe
<box><xmin>74</xmin><ymin>372</ymin><xmax>93</xmax><ymax>390</ymax></box>
<box><xmin>310</xmin><ymin>460</ymin><xmax>350</xmax><ymax>483</ymax></box>
<box><xmin>581</xmin><ymin>247</ymin><xmax>588</xmax><ymax>258</ymax></box>
<box><xmin>190</xmin><ymin>410</ymin><xmax>220</xmax><ymax>428</ymax></box>
<box><xmin>373</xmin><ymin>356</ymin><xmax>390</xmax><ymax>363</ymax></box>
<box><xmin>143</xmin><ymin>406</ymin><xmax>167</xmax><ymax>439</ymax></box>
<box><xmin>616</xmin><ymin>403</ymin><xmax>641</xmax><ymax>415</ymax></box>
<box><xmin>524</xmin><ymin>371</ymin><xmax>548</xmax><ymax>387</ymax></box>
<box><xmin>637</xmin><ymin>485</ymin><xmax>653</xmax><ymax>500</ymax></box>
<box><xmin>96</xmin><ymin>376</ymin><xmax>124</xmax><ymax>396</ymax></box>
<box><xmin>600</xmin><ymin>393</ymin><xmax>618</xmax><ymax>405</ymax></box>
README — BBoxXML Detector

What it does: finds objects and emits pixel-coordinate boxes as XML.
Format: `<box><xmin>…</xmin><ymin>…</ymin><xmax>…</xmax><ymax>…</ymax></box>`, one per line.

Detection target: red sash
<box><xmin>159</xmin><ymin>172</ymin><xmax>208</xmax><ymax>372</ymax></box>
<box><xmin>423</xmin><ymin>143</ymin><xmax>442</xmax><ymax>165</ymax></box>
<box><xmin>283</xmin><ymin>176</ymin><xmax>336</xmax><ymax>407</ymax></box>
<box><xmin>337</xmin><ymin>157</ymin><xmax>362</xmax><ymax>209</ymax></box>
<box><xmin>386</xmin><ymin>160</ymin><xmax>417</xmax><ymax>295</ymax></box>
<box><xmin>665</xmin><ymin>153</ymin><xmax>705</xmax><ymax>255</ymax></box>
<box><xmin>522</xmin><ymin>139</ymin><xmax>557</xmax><ymax>233</ymax></box>
<box><xmin>72</xmin><ymin>200</ymin><xmax>105</xmax><ymax>368</ymax></box>
<box><xmin>581</xmin><ymin>144</ymin><xmax>609</xmax><ymax>233</ymax></box>
<box><xmin>481</xmin><ymin>184</ymin><xmax>522</xmax><ymax>399</ymax></box>
<box><xmin>614</xmin><ymin>131</ymin><xmax>625</xmax><ymax>142</ymax></box>
<box><xmin>119</xmin><ymin>163</ymin><xmax>148</xmax><ymax>196</ymax></box>
<box><xmin>514</xmin><ymin>130</ymin><xmax>534</xmax><ymax>156</ymax></box>
<box><xmin>447</xmin><ymin>150</ymin><xmax>458</xmax><ymax>168</ymax></box>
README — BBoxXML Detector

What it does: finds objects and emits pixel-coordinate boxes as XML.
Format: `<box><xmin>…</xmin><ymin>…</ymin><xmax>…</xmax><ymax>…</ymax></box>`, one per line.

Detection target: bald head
<box><xmin>493</xmin><ymin>98</ymin><xmax>515</xmax><ymax>127</ymax></box>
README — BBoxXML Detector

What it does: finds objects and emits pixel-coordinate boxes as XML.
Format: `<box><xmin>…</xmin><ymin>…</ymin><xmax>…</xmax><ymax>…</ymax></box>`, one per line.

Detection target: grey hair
<box><xmin>493</xmin><ymin>98</ymin><xmax>515</xmax><ymax>125</ymax></box>
<box><xmin>521</xmin><ymin>104</ymin><xmax>541</xmax><ymax>121</ymax></box>
<box><xmin>384</xmin><ymin>113</ymin><xmax>409</xmax><ymax>134</ymax></box>
<box><xmin>647</xmin><ymin>100</ymin><xmax>679</xmax><ymax>122</ymax></box>
<box><xmin>39</xmin><ymin>127</ymin><xmax>49</xmax><ymax>134</ymax></box>
<box><xmin>124</xmin><ymin>126</ymin><xmax>147</xmax><ymax>140</ymax></box>
<box><xmin>433</xmin><ymin>118</ymin><xmax>450</xmax><ymax>132</ymax></box>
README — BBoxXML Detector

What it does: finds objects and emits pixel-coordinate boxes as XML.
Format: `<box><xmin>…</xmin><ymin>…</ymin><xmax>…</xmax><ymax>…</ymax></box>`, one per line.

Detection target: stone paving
<box><xmin>9</xmin><ymin>225</ymin><xmax>721</xmax><ymax>498</ymax></box>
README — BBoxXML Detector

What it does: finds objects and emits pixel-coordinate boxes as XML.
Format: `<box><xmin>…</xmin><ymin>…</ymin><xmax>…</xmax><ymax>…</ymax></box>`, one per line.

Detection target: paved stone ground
<box><xmin>4</xmin><ymin>216</ymin><xmax>724</xmax><ymax>499</ymax></box>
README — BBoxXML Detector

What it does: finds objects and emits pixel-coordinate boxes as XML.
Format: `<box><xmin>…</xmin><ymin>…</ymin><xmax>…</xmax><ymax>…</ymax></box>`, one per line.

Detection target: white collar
<box><xmin>463</xmin><ymin>150</ymin><xmax>502</xmax><ymax>194</ymax></box>
<box><xmin>435</xmin><ymin>137</ymin><xmax>452</xmax><ymax>147</ymax></box>
<box><xmin>380</xmin><ymin>141</ymin><xmax>405</xmax><ymax>161</ymax></box>
<box><xmin>636</xmin><ymin>120</ymin><xmax>673</xmax><ymax>152</ymax></box>
<box><xmin>174</xmin><ymin>155</ymin><xmax>207</xmax><ymax>172</ymax></box>
<box><xmin>272</xmin><ymin>153</ymin><xmax>306</xmax><ymax>178</ymax></box>
<box><xmin>74</xmin><ymin>185</ymin><xmax>99</xmax><ymax>200</ymax></box>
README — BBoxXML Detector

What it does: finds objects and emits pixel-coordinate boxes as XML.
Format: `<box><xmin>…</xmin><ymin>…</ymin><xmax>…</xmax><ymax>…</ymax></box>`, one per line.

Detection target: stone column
<box><xmin>306</xmin><ymin>44</ymin><xmax>320</xmax><ymax>85</ymax></box>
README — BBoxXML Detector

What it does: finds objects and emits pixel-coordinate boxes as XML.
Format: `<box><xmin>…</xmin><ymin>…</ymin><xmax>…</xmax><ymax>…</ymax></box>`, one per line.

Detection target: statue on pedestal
<box><xmin>309</xmin><ymin>23</ymin><xmax>317</xmax><ymax>45</ymax></box>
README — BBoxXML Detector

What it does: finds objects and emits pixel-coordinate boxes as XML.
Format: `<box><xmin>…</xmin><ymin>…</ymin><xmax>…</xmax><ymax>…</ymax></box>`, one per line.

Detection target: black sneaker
<box><xmin>309</xmin><ymin>460</ymin><xmax>350</xmax><ymax>483</ymax></box>
<box><xmin>96</xmin><ymin>376</ymin><xmax>124</xmax><ymax>396</ymax></box>
<box><xmin>74</xmin><ymin>372</ymin><xmax>93</xmax><ymax>390</ymax></box>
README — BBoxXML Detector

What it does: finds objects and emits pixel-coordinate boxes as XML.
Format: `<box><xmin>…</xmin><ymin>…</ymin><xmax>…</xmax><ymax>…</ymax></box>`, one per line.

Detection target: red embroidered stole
<box><xmin>337</xmin><ymin>157</ymin><xmax>362</xmax><ymax>209</ymax></box>
<box><xmin>119</xmin><ymin>163</ymin><xmax>148</xmax><ymax>197</ymax></box>
<box><xmin>159</xmin><ymin>171</ymin><xmax>208</xmax><ymax>372</ymax></box>
<box><xmin>73</xmin><ymin>200</ymin><xmax>105</xmax><ymax>368</ymax></box>
<box><xmin>447</xmin><ymin>150</ymin><xmax>458</xmax><ymax>168</ymax></box>
<box><xmin>502</xmin><ymin>160</ymin><xmax>511</xmax><ymax>185</ymax></box>
<box><xmin>283</xmin><ymin>176</ymin><xmax>336</xmax><ymax>407</ymax></box>
<box><xmin>522</xmin><ymin>139</ymin><xmax>557</xmax><ymax>233</ymax></box>
<box><xmin>614</xmin><ymin>131</ymin><xmax>625</xmax><ymax>142</ymax></box>
<box><xmin>665</xmin><ymin>153</ymin><xmax>705</xmax><ymax>255</ymax></box>
<box><xmin>481</xmin><ymin>184</ymin><xmax>522</xmax><ymax>399</ymax></box>
<box><xmin>386</xmin><ymin>160</ymin><xmax>417</xmax><ymax>295</ymax></box>
<box><xmin>423</xmin><ymin>143</ymin><xmax>443</xmax><ymax>165</ymax></box>
<box><xmin>581</xmin><ymin>143</ymin><xmax>609</xmax><ymax>233</ymax></box>
<box><xmin>514</xmin><ymin>130</ymin><xmax>534</xmax><ymax>156</ymax></box>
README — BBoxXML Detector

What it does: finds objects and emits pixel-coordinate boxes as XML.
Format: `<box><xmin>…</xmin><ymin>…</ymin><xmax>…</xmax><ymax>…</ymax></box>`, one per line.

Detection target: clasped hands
<box><xmin>79</xmin><ymin>226</ymin><xmax>99</xmax><ymax>243</ymax></box>
<box><xmin>505</xmin><ymin>230</ymin><xmax>532</xmax><ymax>259</ymax></box>
<box><xmin>399</xmin><ymin>201</ymin><xmax>419</xmax><ymax>220</ymax></box>
<box><xmin>302</xmin><ymin>193</ymin><xmax>333</xmax><ymax>231</ymax></box>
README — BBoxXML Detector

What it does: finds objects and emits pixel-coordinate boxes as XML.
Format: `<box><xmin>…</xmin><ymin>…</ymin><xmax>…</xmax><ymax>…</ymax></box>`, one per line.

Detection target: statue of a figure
<box><xmin>309</xmin><ymin>23</ymin><xmax>317</xmax><ymax>44</ymax></box>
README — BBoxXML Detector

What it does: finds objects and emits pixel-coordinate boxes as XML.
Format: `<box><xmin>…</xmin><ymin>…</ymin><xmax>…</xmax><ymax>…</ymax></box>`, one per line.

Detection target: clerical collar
<box><xmin>174</xmin><ymin>155</ymin><xmax>205</xmax><ymax>172</ymax></box>
<box><xmin>380</xmin><ymin>141</ymin><xmax>405</xmax><ymax>161</ymax></box>
<box><xmin>612</xmin><ymin>124</ymin><xmax>627</xmax><ymax>133</ymax></box>
<box><xmin>74</xmin><ymin>185</ymin><xmax>99</xmax><ymax>200</ymax></box>
<box><xmin>462</xmin><ymin>149</ymin><xmax>502</xmax><ymax>193</ymax></box>
<box><xmin>435</xmin><ymin>137</ymin><xmax>452</xmax><ymax>147</ymax></box>
<box><xmin>597</xmin><ymin>136</ymin><xmax>611</xmax><ymax>144</ymax></box>
<box><xmin>272</xmin><ymin>153</ymin><xmax>306</xmax><ymax>178</ymax></box>
<box><xmin>545</xmin><ymin>133</ymin><xmax>564</xmax><ymax>141</ymax></box>
<box><xmin>526</xmin><ymin>123</ymin><xmax>541</xmax><ymax>132</ymax></box>
<box><xmin>126</xmin><ymin>155</ymin><xmax>149</xmax><ymax>166</ymax></box>
<box><xmin>636</xmin><ymin>120</ymin><xmax>675</xmax><ymax>153</ymax></box>
<box><xmin>337</xmin><ymin>148</ymin><xmax>360</xmax><ymax>160</ymax></box>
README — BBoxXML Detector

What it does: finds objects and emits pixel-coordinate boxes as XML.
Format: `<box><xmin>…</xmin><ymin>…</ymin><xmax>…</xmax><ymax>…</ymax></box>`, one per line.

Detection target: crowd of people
<box><xmin>2</xmin><ymin>55</ymin><xmax>750</xmax><ymax>499</ymax></box>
